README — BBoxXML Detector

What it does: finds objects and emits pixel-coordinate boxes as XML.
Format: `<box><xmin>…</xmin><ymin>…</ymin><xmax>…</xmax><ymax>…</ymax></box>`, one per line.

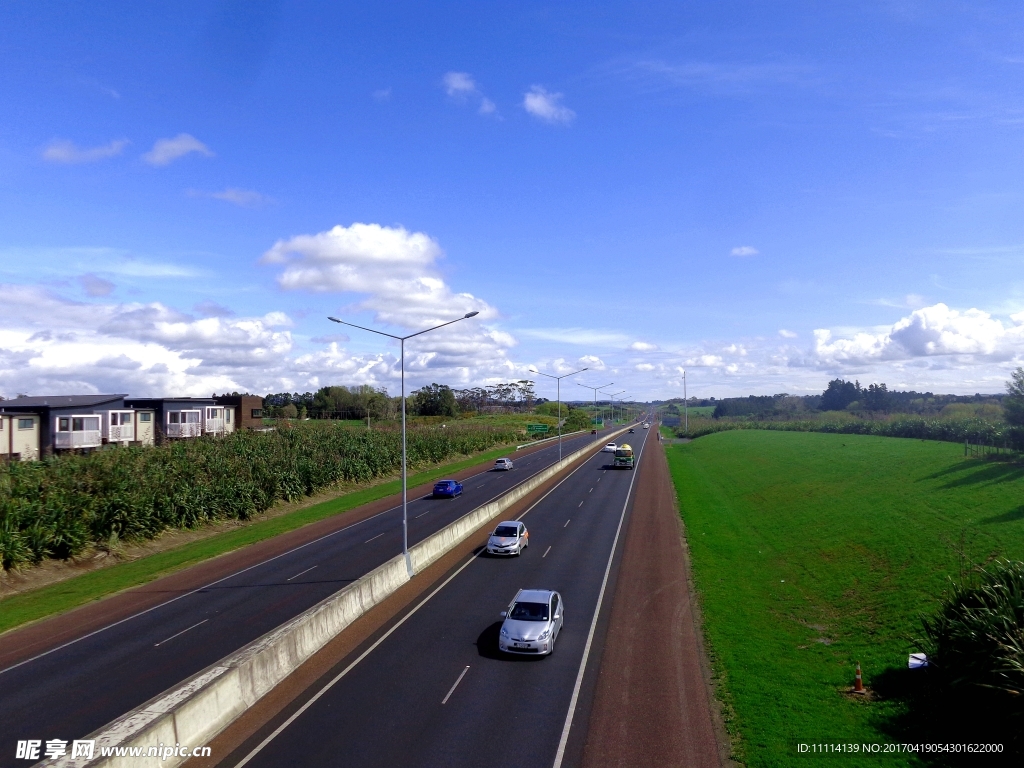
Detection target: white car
<box><xmin>487</xmin><ymin>521</ymin><xmax>529</xmax><ymax>556</ymax></box>
<box><xmin>499</xmin><ymin>589</ymin><xmax>564</xmax><ymax>655</ymax></box>
<box><xmin>643</xmin><ymin>423</ymin><xmax>650</xmax><ymax>429</ymax></box>
<box><xmin>602</xmin><ymin>442</ymin><xmax>617</xmax><ymax>453</ymax></box>
<box><xmin>493</xmin><ymin>458</ymin><xmax>514</xmax><ymax>471</ymax></box>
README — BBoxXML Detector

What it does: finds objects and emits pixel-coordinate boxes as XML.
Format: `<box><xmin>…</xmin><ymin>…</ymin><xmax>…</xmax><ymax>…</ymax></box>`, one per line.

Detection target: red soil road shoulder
<box><xmin>0</xmin><ymin>438</ymin><xmax>561</xmax><ymax>669</ymax></box>
<box><xmin>581</xmin><ymin>436</ymin><xmax>725</xmax><ymax>768</ymax></box>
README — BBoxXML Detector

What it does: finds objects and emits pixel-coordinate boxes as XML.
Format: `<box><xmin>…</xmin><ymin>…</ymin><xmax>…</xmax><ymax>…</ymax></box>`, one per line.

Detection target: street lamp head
<box><xmin>328</xmin><ymin>316</ymin><xmax>341</xmax><ymax>323</ymax></box>
<box><xmin>464</xmin><ymin>311</ymin><xmax>479</xmax><ymax>319</ymax></box>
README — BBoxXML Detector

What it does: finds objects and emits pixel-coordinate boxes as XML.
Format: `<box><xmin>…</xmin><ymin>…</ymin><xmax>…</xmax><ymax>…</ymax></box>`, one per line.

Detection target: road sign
<box><xmin>526</xmin><ymin>424</ymin><xmax>549</xmax><ymax>433</ymax></box>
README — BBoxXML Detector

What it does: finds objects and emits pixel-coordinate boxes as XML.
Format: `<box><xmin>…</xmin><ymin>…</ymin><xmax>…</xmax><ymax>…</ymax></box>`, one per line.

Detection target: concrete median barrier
<box><xmin>41</xmin><ymin>426</ymin><xmax>630</xmax><ymax>768</ymax></box>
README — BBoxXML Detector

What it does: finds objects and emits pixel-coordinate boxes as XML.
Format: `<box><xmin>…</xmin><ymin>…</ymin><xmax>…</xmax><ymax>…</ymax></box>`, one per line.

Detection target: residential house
<box><xmin>124</xmin><ymin>397</ymin><xmax>228</xmax><ymax>441</ymax></box>
<box><xmin>214</xmin><ymin>394</ymin><xmax>265</xmax><ymax>431</ymax></box>
<box><xmin>0</xmin><ymin>395</ymin><xmax>136</xmax><ymax>456</ymax></box>
<box><xmin>0</xmin><ymin>411</ymin><xmax>41</xmax><ymax>461</ymax></box>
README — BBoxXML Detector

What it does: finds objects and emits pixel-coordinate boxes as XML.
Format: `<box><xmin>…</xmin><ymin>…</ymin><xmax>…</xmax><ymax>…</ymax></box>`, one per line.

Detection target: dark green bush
<box><xmin>922</xmin><ymin>559</ymin><xmax>1024</xmax><ymax>699</ymax></box>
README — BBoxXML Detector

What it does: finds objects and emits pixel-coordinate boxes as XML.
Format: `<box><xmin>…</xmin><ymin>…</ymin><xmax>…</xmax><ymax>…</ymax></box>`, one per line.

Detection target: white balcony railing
<box><xmin>108</xmin><ymin>424</ymin><xmax>135</xmax><ymax>443</ymax></box>
<box><xmin>166</xmin><ymin>422</ymin><xmax>203</xmax><ymax>439</ymax></box>
<box><xmin>204</xmin><ymin>418</ymin><xmax>225</xmax><ymax>434</ymax></box>
<box><xmin>54</xmin><ymin>430</ymin><xmax>102</xmax><ymax>449</ymax></box>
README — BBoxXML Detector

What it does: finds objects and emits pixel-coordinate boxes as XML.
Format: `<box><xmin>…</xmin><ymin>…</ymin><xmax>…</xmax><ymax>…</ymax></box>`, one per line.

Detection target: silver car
<box><xmin>499</xmin><ymin>589</ymin><xmax>564</xmax><ymax>655</ymax></box>
<box><xmin>602</xmin><ymin>442</ymin><xmax>617</xmax><ymax>453</ymax></box>
<box><xmin>493</xmin><ymin>458</ymin><xmax>514</xmax><ymax>471</ymax></box>
<box><xmin>486</xmin><ymin>521</ymin><xmax>528</xmax><ymax>556</ymax></box>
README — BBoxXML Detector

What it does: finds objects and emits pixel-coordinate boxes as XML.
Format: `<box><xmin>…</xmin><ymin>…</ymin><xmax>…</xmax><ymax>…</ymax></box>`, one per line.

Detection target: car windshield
<box><xmin>494</xmin><ymin>526</ymin><xmax>518</xmax><ymax>537</ymax></box>
<box><xmin>509</xmin><ymin>602</ymin><xmax>549</xmax><ymax>621</ymax></box>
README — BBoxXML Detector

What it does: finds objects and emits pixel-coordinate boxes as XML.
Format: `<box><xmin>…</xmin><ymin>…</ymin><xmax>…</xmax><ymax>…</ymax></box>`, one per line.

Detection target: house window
<box><xmin>18</xmin><ymin>418</ymin><xmax>34</xmax><ymax>430</ymax></box>
<box><xmin>169</xmin><ymin>412</ymin><xmax>180</xmax><ymax>424</ymax></box>
<box><xmin>251</xmin><ymin>409</ymin><xmax>263</xmax><ymax>418</ymax></box>
<box><xmin>185</xmin><ymin>411</ymin><xmax>201</xmax><ymax>423</ymax></box>
<box><xmin>139</xmin><ymin>412</ymin><xmax>152</xmax><ymax>422</ymax></box>
<box><xmin>58</xmin><ymin>417</ymin><xmax>70</xmax><ymax>431</ymax></box>
<box><xmin>226</xmin><ymin>410</ymin><xmax>232</xmax><ymax>423</ymax></box>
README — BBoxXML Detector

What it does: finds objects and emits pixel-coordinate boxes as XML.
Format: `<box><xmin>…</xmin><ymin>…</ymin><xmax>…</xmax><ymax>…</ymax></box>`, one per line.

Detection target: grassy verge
<box><xmin>665</xmin><ymin>430</ymin><xmax>1024</xmax><ymax>767</ymax></box>
<box><xmin>0</xmin><ymin>443</ymin><xmax>521</xmax><ymax>636</ymax></box>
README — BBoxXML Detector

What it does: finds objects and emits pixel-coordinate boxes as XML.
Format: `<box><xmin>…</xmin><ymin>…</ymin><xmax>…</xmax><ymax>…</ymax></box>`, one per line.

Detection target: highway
<box><xmin>217</xmin><ymin>426</ymin><xmax>651</xmax><ymax>768</ymax></box>
<box><xmin>0</xmin><ymin>427</ymin><xmax>619</xmax><ymax>767</ymax></box>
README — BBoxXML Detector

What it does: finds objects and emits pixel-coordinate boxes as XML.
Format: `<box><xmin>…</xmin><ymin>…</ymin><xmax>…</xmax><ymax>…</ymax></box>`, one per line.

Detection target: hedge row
<box><xmin>0</xmin><ymin>422</ymin><xmax>521</xmax><ymax>569</ymax></box>
<box><xmin>676</xmin><ymin>416</ymin><xmax>1024</xmax><ymax>448</ymax></box>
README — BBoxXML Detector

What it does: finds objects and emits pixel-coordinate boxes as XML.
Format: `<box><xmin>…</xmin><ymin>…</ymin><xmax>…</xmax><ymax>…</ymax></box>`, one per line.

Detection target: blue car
<box><xmin>432</xmin><ymin>479</ymin><xmax>463</xmax><ymax>498</ymax></box>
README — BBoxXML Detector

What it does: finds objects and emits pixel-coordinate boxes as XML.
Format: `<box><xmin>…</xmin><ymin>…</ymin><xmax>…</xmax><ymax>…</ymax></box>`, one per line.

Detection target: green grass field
<box><xmin>665</xmin><ymin>430</ymin><xmax>1024</xmax><ymax>766</ymax></box>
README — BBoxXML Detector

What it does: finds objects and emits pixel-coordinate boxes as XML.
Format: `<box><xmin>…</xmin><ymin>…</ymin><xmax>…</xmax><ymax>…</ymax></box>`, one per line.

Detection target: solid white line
<box><xmin>0</xmin><ymin>431</ymin><xmax>600</xmax><ymax>677</ymax></box>
<box><xmin>363</xmin><ymin>533</ymin><xmax>385</xmax><ymax>544</ymax></box>
<box><xmin>415</xmin><ymin>511</ymin><xmax>429</xmax><ymax>519</ymax></box>
<box><xmin>154</xmin><ymin>619</ymin><xmax>208</xmax><ymax>648</ymax></box>
<box><xmin>286</xmin><ymin>566</ymin><xmax>317</xmax><ymax>582</ymax></box>
<box><xmin>552</xmin><ymin>430</ymin><xmax>649</xmax><ymax>768</ymax></box>
<box><xmin>441</xmin><ymin>665</ymin><xmax>470</xmax><ymax>704</ymax></box>
<box><xmin>542</xmin><ymin>546</ymin><xmax>552</xmax><ymax>558</ymax></box>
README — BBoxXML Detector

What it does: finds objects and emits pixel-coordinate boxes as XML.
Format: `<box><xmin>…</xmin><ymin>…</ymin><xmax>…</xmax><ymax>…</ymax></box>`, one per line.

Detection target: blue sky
<box><xmin>1</xmin><ymin>1</ymin><xmax>1023</xmax><ymax>401</ymax></box>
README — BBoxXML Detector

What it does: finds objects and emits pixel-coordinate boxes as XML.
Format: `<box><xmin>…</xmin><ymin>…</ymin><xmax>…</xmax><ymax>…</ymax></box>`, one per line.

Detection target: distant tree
<box><xmin>862</xmin><ymin>382</ymin><xmax>890</xmax><ymax>412</ymax></box>
<box><xmin>1005</xmin><ymin>367</ymin><xmax>1024</xmax><ymax>426</ymax></box>
<box><xmin>281</xmin><ymin>403</ymin><xmax>298</xmax><ymax>419</ymax></box>
<box><xmin>413</xmin><ymin>383</ymin><xmax>459</xmax><ymax>417</ymax></box>
<box><xmin>820</xmin><ymin>379</ymin><xmax>861</xmax><ymax>411</ymax></box>
<box><xmin>563</xmin><ymin>407</ymin><xmax>592</xmax><ymax>432</ymax></box>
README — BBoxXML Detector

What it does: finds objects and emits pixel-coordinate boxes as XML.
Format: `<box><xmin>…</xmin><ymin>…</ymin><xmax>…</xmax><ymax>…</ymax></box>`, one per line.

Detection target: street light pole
<box><xmin>607</xmin><ymin>390</ymin><xmax>625</xmax><ymax>423</ymax></box>
<box><xmin>530</xmin><ymin>366</ymin><xmax>587</xmax><ymax>460</ymax></box>
<box><xmin>329</xmin><ymin>311</ymin><xmax>479</xmax><ymax>577</ymax></box>
<box><xmin>577</xmin><ymin>381</ymin><xmax>613</xmax><ymax>431</ymax></box>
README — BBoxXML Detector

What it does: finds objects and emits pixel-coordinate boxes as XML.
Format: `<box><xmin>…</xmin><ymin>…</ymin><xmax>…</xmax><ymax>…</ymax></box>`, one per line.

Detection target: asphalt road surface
<box><xmin>217</xmin><ymin>428</ymin><xmax>651</xmax><ymax>768</ymax></box>
<box><xmin>0</xmin><ymin>427</ymin><xmax>620</xmax><ymax>767</ymax></box>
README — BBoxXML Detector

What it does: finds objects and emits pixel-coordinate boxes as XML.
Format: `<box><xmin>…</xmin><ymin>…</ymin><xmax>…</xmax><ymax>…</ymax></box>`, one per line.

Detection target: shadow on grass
<box><xmin>979</xmin><ymin>506</ymin><xmax>1024</xmax><ymax>525</ymax></box>
<box><xmin>920</xmin><ymin>460</ymin><xmax>1024</xmax><ymax>489</ymax></box>
<box><xmin>871</xmin><ymin>666</ymin><xmax>1021</xmax><ymax>765</ymax></box>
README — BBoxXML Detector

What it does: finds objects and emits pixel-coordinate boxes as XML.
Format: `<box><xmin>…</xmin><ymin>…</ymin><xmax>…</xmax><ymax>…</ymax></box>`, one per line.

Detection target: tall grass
<box><xmin>0</xmin><ymin>421</ymin><xmax>521</xmax><ymax>569</ymax></box>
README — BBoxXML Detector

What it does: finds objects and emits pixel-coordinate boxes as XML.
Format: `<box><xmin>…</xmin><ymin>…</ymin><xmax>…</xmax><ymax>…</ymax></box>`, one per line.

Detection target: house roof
<box><xmin>0</xmin><ymin>394</ymin><xmax>128</xmax><ymax>410</ymax></box>
<box><xmin>125</xmin><ymin>397</ymin><xmax>216</xmax><ymax>406</ymax></box>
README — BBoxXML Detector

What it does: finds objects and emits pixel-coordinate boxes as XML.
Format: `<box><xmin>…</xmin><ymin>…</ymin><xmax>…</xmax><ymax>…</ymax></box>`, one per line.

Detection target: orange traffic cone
<box><xmin>853</xmin><ymin>662</ymin><xmax>866</xmax><ymax>694</ymax></box>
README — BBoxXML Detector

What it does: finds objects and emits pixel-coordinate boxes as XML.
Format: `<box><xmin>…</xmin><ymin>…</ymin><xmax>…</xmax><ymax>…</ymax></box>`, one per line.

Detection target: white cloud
<box><xmin>43</xmin><ymin>139</ymin><xmax>129</xmax><ymax>164</ymax></box>
<box><xmin>731</xmin><ymin>245</ymin><xmax>759</xmax><ymax>257</ymax></box>
<box><xmin>373</xmin><ymin>87</ymin><xmax>392</xmax><ymax>102</ymax></box>
<box><xmin>189</xmin><ymin>188</ymin><xmax>272</xmax><ymax>207</ymax></box>
<box><xmin>143</xmin><ymin>134</ymin><xmax>214</xmax><ymax>166</ymax></box>
<box><xmin>262</xmin><ymin>223</ymin><xmax>515</xmax><ymax>379</ymax></box>
<box><xmin>444</xmin><ymin>72</ymin><xmax>477</xmax><ymax>98</ymax></box>
<box><xmin>778</xmin><ymin>329</ymin><xmax>798</xmax><ymax>338</ymax></box>
<box><xmin>578</xmin><ymin>355</ymin><xmax>607</xmax><ymax>371</ymax></box>
<box><xmin>79</xmin><ymin>274</ymin><xmax>115</xmax><ymax>297</ymax></box>
<box><xmin>635</xmin><ymin>363</ymin><xmax>655</xmax><ymax>371</ymax></box>
<box><xmin>630</xmin><ymin>341</ymin><xmax>658</xmax><ymax>351</ymax></box>
<box><xmin>523</xmin><ymin>86</ymin><xmax>575</xmax><ymax>124</ymax></box>
<box><xmin>442</xmin><ymin>72</ymin><xmax>498</xmax><ymax>116</ymax></box>
<box><xmin>813</xmin><ymin>303</ymin><xmax>1024</xmax><ymax>365</ymax></box>
<box><xmin>519</xmin><ymin>328</ymin><xmax>631</xmax><ymax>346</ymax></box>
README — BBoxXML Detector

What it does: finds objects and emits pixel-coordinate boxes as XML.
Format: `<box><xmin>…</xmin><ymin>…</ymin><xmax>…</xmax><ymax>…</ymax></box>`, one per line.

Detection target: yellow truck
<box><xmin>613</xmin><ymin>443</ymin><xmax>634</xmax><ymax>469</ymax></box>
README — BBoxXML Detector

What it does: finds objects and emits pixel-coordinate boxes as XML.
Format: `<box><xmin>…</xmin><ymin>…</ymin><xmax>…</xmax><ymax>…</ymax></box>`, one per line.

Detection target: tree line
<box><xmin>260</xmin><ymin>380</ymin><xmax>546</xmax><ymax>420</ymax></box>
